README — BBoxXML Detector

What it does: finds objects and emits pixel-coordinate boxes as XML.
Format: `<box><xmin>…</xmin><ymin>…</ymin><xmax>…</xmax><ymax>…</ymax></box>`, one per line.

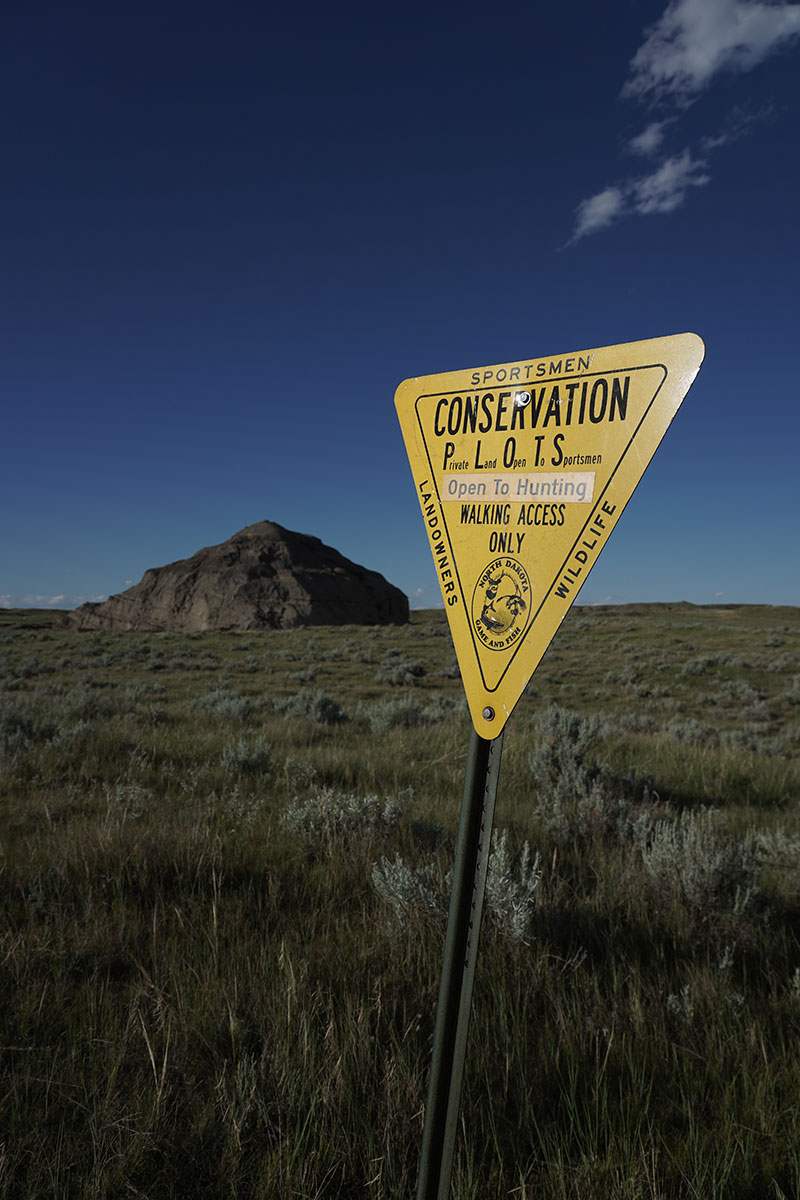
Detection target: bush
<box><xmin>0</xmin><ymin>713</ymin><xmax>36</xmax><ymax>758</ymax></box>
<box><xmin>11</xmin><ymin>655</ymin><xmax>55</xmax><ymax>680</ymax></box>
<box><xmin>529</xmin><ymin>704</ymin><xmax>604</xmax><ymax>780</ymax></box>
<box><xmin>374</xmin><ymin>658</ymin><xmax>427</xmax><ymax>686</ymax></box>
<box><xmin>222</xmin><ymin>789</ymin><xmax>269</xmax><ymax>832</ymax></box>
<box><xmin>371</xmin><ymin>830</ymin><xmax>542</xmax><ymax>941</ymax></box>
<box><xmin>62</xmin><ymin>684</ymin><xmax>114</xmax><ymax>721</ymax></box>
<box><xmin>636</xmin><ymin>806</ymin><xmax>760</xmax><ymax>915</ymax></box>
<box><xmin>103</xmin><ymin>782</ymin><xmax>151</xmax><ymax>828</ymax></box>
<box><xmin>528</xmin><ymin>705</ymin><xmax>644</xmax><ymax>847</ymax></box>
<box><xmin>281</xmin><ymin>788</ymin><xmax>402</xmax><ymax>847</ymax></box>
<box><xmin>0</xmin><ymin>712</ymin><xmax>58</xmax><ymax>757</ymax></box>
<box><xmin>283</xmin><ymin>756</ymin><xmax>318</xmax><ymax>787</ymax></box>
<box><xmin>198</xmin><ymin>688</ymin><xmax>253</xmax><ymax>718</ymax></box>
<box><xmin>485</xmin><ymin>829</ymin><xmax>542</xmax><ymax>942</ymax></box>
<box><xmin>371</xmin><ymin>854</ymin><xmax>445</xmax><ymax>924</ymax></box>
<box><xmin>273</xmin><ymin>688</ymin><xmax>348</xmax><ymax>726</ymax></box>
<box><xmin>363</xmin><ymin>692</ymin><xmax>463</xmax><ymax>732</ymax></box>
<box><xmin>664</xmin><ymin>716</ymin><xmax>719</xmax><ymax>746</ymax></box>
<box><xmin>221</xmin><ymin>736</ymin><xmax>272</xmax><ymax>776</ymax></box>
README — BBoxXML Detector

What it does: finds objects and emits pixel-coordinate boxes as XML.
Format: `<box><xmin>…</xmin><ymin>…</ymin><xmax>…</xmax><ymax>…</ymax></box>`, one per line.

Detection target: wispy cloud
<box><xmin>21</xmin><ymin>594</ymin><xmax>72</xmax><ymax>608</ymax></box>
<box><xmin>577</xmin><ymin>593</ymin><xmax>629</xmax><ymax>606</ymax></box>
<box><xmin>0</xmin><ymin>594</ymin><xmax>108</xmax><ymax>610</ymax></box>
<box><xmin>569</xmin><ymin>0</ymin><xmax>800</xmax><ymax>241</ymax></box>
<box><xmin>571</xmin><ymin>151</ymin><xmax>710</xmax><ymax>241</ymax></box>
<box><xmin>698</xmin><ymin>102</ymin><xmax>774</xmax><ymax>150</ymax></box>
<box><xmin>631</xmin><ymin>150</ymin><xmax>710</xmax><ymax>214</ymax></box>
<box><xmin>573</xmin><ymin>187</ymin><xmax>626</xmax><ymax>240</ymax></box>
<box><xmin>626</xmin><ymin>119</ymin><xmax>672</xmax><ymax>157</ymax></box>
<box><xmin>623</xmin><ymin>0</ymin><xmax>800</xmax><ymax>105</ymax></box>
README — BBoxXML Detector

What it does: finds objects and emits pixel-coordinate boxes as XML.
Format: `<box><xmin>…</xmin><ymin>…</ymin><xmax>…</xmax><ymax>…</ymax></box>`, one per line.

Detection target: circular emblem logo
<box><xmin>471</xmin><ymin>557</ymin><xmax>532</xmax><ymax>651</ymax></box>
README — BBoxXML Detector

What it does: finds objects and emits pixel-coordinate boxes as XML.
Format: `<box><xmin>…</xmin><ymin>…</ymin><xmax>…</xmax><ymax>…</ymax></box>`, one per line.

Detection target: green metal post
<box><xmin>416</xmin><ymin>726</ymin><xmax>505</xmax><ymax>1200</ymax></box>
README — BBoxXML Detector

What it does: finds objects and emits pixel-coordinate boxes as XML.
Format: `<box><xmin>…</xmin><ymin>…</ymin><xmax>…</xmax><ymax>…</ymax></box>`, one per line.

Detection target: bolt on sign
<box><xmin>396</xmin><ymin>333</ymin><xmax>705</xmax><ymax>738</ymax></box>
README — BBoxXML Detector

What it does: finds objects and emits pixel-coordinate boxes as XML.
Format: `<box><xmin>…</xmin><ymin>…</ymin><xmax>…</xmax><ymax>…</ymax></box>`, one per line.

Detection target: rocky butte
<box><xmin>65</xmin><ymin>521</ymin><xmax>409</xmax><ymax>632</ymax></box>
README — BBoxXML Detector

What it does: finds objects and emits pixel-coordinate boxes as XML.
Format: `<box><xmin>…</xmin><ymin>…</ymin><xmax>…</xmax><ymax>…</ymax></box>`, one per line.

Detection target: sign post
<box><xmin>416</xmin><ymin>728</ymin><xmax>503</xmax><ymax>1200</ymax></box>
<box><xmin>396</xmin><ymin>334</ymin><xmax>705</xmax><ymax>1196</ymax></box>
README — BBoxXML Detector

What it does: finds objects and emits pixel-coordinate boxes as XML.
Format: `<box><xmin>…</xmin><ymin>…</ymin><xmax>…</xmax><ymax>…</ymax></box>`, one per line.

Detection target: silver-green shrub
<box><xmin>362</xmin><ymin>692</ymin><xmax>463</xmax><ymax>733</ymax></box>
<box><xmin>199</xmin><ymin>688</ymin><xmax>253</xmax><ymax>719</ymax></box>
<box><xmin>371</xmin><ymin>854</ymin><xmax>445</xmax><ymax>923</ymax></box>
<box><xmin>281</xmin><ymin>787</ymin><xmax>402</xmax><ymax>847</ymax></box>
<box><xmin>485</xmin><ymin>829</ymin><xmax>542</xmax><ymax>942</ymax></box>
<box><xmin>221</xmin><ymin>736</ymin><xmax>272</xmax><ymax>776</ymax></box>
<box><xmin>102</xmin><ymin>782</ymin><xmax>151</xmax><ymax>829</ymax></box>
<box><xmin>374</xmin><ymin>658</ymin><xmax>426</xmax><ymax>686</ymax></box>
<box><xmin>0</xmin><ymin>711</ymin><xmax>59</xmax><ymax>758</ymax></box>
<box><xmin>636</xmin><ymin>806</ymin><xmax>760</xmax><ymax>915</ymax></box>
<box><xmin>371</xmin><ymin>828</ymin><xmax>542</xmax><ymax>942</ymax></box>
<box><xmin>664</xmin><ymin>716</ymin><xmax>718</xmax><ymax>746</ymax></box>
<box><xmin>289</xmin><ymin>666</ymin><xmax>320</xmax><ymax>684</ymax></box>
<box><xmin>223</xmin><ymin>788</ymin><xmax>269</xmax><ymax>832</ymax></box>
<box><xmin>283</xmin><ymin>756</ymin><xmax>318</xmax><ymax>787</ymax></box>
<box><xmin>273</xmin><ymin>688</ymin><xmax>348</xmax><ymax>725</ymax></box>
<box><xmin>62</xmin><ymin>684</ymin><xmax>115</xmax><ymax>721</ymax></box>
<box><xmin>11</xmin><ymin>655</ymin><xmax>55</xmax><ymax>680</ymax></box>
<box><xmin>530</xmin><ymin>705</ymin><xmax>603</xmax><ymax>775</ymax></box>
<box><xmin>0</xmin><ymin>713</ymin><xmax>36</xmax><ymax>756</ymax></box>
<box><xmin>791</xmin><ymin>968</ymin><xmax>800</xmax><ymax>1004</ymax></box>
<box><xmin>528</xmin><ymin>704</ymin><xmax>645</xmax><ymax>847</ymax></box>
<box><xmin>666</xmin><ymin>983</ymin><xmax>695</xmax><ymax>1025</ymax></box>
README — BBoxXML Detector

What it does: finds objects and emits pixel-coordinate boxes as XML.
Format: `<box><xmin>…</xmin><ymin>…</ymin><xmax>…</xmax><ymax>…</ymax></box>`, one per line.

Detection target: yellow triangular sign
<box><xmin>395</xmin><ymin>332</ymin><xmax>705</xmax><ymax>737</ymax></box>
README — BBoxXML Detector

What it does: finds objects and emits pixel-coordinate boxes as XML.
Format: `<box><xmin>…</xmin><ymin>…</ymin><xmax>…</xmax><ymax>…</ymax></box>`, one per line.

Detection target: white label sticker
<box><xmin>440</xmin><ymin>472</ymin><xmax>596</xmax><ymax>504</ymax></box>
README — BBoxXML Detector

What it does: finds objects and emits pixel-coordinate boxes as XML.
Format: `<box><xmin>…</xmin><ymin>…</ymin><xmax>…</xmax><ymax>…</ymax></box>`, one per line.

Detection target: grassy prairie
<box><xmin>1</xmin><ymin>602</ymin><xmax>799</xmax><ymax>1199</ymax></box>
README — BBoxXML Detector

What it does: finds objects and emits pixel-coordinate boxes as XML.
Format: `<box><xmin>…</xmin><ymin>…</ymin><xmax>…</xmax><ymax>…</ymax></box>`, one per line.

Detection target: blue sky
<box><xmin>2</xmin><ymin>0</ymin><xmax>799</xmax><ymax>611</ymax></box>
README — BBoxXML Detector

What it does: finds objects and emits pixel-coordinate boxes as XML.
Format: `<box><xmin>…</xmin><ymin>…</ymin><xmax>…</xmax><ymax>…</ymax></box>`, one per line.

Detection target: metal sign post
<box><xmin>395</xmin><ymin>334</ymin><xmax>705</xmax><ymax>1196</ymax></box>
<box><xmin>416</xmin><ymin>727</ymin><xmax>504</xmax><ymax>1200</ymax></box>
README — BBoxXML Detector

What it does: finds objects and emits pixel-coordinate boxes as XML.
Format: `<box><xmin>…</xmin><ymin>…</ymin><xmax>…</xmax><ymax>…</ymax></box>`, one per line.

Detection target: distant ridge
<box><xmin>64</xmin><ymin>521</ymin><xmax>409</xmax><ymax>632</ymax></box>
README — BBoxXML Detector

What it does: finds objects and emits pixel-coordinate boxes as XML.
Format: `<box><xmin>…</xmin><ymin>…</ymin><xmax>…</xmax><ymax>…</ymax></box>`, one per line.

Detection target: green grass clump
<box><xmin>1</xmin><ymin>602</ymin><xmax>800</xmax><ymax>1197</ymax></box>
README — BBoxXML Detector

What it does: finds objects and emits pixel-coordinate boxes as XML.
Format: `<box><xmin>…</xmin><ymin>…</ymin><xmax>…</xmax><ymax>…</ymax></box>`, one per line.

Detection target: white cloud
<box><xmin>410</xmin><ymin>586</ymin><xmax>432</xmax><ymax>610</ymax></box>
<box><xmin>570</xmin><ymin>150</ymin><xmax>710</xmax><ymax>240</ymax></box>
<box><xmin>571</xmin><ymin>187</ymin><xmax>626</xmax><ymax>241</ymax></box>
<box><xmin>627</xmin><ymin>120</ymin><xmax>671</xmax><ymax>155</ymax></box>
<box><xmin>631</xmin><ymin>150</ymin><xmax>710</xmax><ymax>213</ymax></box>
<box><xmin>576</xmin><ymin>593</ymin><xmax>628</xmax><ymax>606</ymax></box>
<box><xmin>19</xmin><ymin>594</ymin><xmax>69</xmax><ymax>608</ymax></box>
<box><xmin>623</xmin><ymin>0</ymin><xmax>800</xmax><ymax>104</ymax></box>
<box><xmin>699</xmin><ymin>102</ymin><xmax>773</xmax><ymax>149</ymax></box>
<box><xmin>0</xmin><ymin>593</ymin><xmax>108</xmax><ymax>610</ymax></box>
<box><xmin>568</xmin><ymin>1</ymin><xmax>800</xmax><ymax>241</ymax></box>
